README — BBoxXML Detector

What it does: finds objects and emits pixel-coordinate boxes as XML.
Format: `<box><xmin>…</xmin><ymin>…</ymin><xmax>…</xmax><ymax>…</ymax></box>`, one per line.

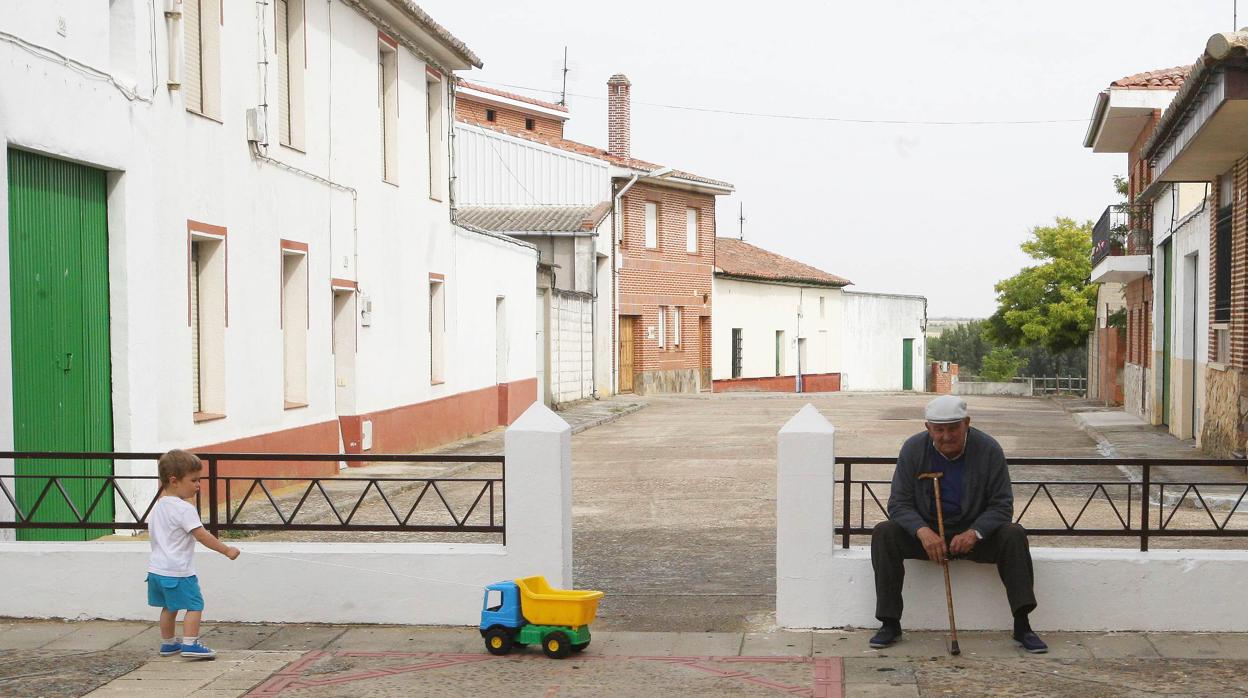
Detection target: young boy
<box><xmin>147</xmin><ymin>449</ymin><xmax>240</xmax><ymax>660</ymax></box>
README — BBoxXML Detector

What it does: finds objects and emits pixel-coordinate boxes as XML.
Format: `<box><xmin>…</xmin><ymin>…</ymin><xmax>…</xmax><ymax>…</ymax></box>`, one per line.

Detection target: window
<box><xmin>276</xmin><ymin>0</ymin><xmax>306</xmax><ymax>149</ymax></box>
<box><xmin>183</xmin><ymin>0</ymin><xmax>222</xmax><ymax>119</ymax></box>
<box><xmin>188</xmin><ymin>224</ymin><xmax>227</xmax><ymax>418</ymax></box>
<box><xmin>731</xmin><ymin>328</ymin><xmax>743</xmax><ymax>378</ymax></box>
<box><xmin>378</xmin><ymin>34</ymin><xmax>398</xmax><ymax>182</ymax></box>
<box><xmin>281</xmin><ymin>245</ymin><xmax>308</xmax><ymax>407</ymax></box>
<box><xmin>686</xmin><ymin>207</ymin><xmax>698</xmax><ymax>253</ymax></box>
<box><xmin>430</xmin><ymin>278</ymin><xmax>445</xmax><ymax>382</ymax></box>
<box><xmin>525</xmin><ymin>117</ymin><xmax>535</xmax><ymax>130</ymax></box>
<box><xmin>657</xmin><ymin>306</ymin><xmax>667</xmax><ymax>348</ymax></box>
<box><xmin>486</xmin><ymin>108</ymin><xmax>496</xmax><ymax>122</ymax></box>
<box><xmin>775</xmin><ymin>330</ymin><xmax>785</xmax><ymax>376</ymax></box>
<box><xmin>427</xmin><ymin>71</ymin><xmax>445</xmax><ymax>200</ymax></box>
<box><xmin>673</xmin><ymin>307</ymin><xmax>681</xmax><ymax>346</ymax></box>
<box><xmin>644</xmin><ymin>202</ymin><xmax>658</xmax><ymax>249</ymax></box>
<box><xmin>1216</xmin><ymin>326</ymin><xmax>1231</xmax><ymax>364</ymax></box>
<box><xmin>819</xmin><ymin>296</ymin><xmax>826</xmax><ymax>319</ymax></box>
<box><xmin>1215</xmin><ymin>171</ymin><xmax>1233</xmax><ymax>323</ymax></box>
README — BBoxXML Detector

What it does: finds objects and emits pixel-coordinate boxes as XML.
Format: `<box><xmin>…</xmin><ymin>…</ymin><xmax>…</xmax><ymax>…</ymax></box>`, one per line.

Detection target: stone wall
<box><xmin>1124</xmin><ymin>363</ymin><xmax>1148</xmax><ymax>419</ymax></box>
<box><xmin>635</xmin><ymin>368</ymin><xmax>702</xmax><ymax>395</ymax></box>
<box><xmin>1202</xmin><ymin>366</ymin><xmax>1243</xmax><ymax>456</ymax></box>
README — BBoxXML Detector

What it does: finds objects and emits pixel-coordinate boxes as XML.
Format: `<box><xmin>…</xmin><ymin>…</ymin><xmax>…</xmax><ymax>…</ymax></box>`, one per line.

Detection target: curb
<box><xmin>564</xmin><ymin>400</ymin><xmax>648</xmax><ymax>435</ymax></box>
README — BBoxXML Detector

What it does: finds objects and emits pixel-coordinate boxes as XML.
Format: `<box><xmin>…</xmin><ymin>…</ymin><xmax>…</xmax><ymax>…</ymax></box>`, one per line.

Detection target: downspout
<box><xmin>796</xmin><ymin>287</ymin><xmax>803</xmax><ymax>393</ymax></box>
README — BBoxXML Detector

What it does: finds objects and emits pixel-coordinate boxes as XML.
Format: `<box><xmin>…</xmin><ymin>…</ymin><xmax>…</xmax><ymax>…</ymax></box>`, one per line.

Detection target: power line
<box><xmin>468</xmin><ymin>78</ymin><xmax>1096</xmax><ymax>127</ymax></box>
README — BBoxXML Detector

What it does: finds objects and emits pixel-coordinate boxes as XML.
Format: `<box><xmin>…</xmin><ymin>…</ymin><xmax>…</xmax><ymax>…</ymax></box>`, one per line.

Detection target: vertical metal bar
<box><xmin>488</xmin><ymin>479</ymin><xmax>495</xmax><ymax>528</ymax></box>
<box><xmin>1140</xmin><ymin>464</ymin><xmax>1150</xmax><ymax>552</ymax></box>
<box><xmin>208</xmin><ymin>456</ymin><xmax>220</xmax><ymax>537</ymax></box>
<box><xmin>842</xmin><ymin>461</ymin><xmax>852</xmax><ymax>549</ymax></box>
<box><xmin>500</xmin><ymin>457</ymin><xmax>507</xmax><ymax>546</ymax></box>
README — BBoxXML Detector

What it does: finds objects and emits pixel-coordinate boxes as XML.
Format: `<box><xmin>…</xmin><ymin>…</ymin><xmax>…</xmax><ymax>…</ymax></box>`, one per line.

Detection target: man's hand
<box><xmin>916</xmin><ymin>527</ymin><xmax>946</xmax><ymax>563</ymax></box>
<box><xmin>225</xmin><ymin>546</ymin><xmax>241</xmax><ymax>561</ymax></box>
<box><xmin>949</xmin><ymin>529</ymin><xmax>978</xmax><ymax>556</ymax></box>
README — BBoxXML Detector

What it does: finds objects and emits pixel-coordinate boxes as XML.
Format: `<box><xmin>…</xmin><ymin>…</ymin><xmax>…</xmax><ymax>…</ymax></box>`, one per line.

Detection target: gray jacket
<box><xmin>886</xmin><ymin>427</ymin><xmax>1014</xmax><ymax>538</ymax></box>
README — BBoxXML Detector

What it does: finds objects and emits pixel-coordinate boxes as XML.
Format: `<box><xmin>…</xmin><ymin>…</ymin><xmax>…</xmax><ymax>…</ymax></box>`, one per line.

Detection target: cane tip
<box><xmin>950</xmin><ymin>642</ymin><xmax>961</xmax><ymax>656</ymax></box>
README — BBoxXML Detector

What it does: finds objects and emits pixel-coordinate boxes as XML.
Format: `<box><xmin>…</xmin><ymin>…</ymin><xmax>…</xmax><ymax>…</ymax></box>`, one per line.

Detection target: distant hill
<box><xmin>926</xmin><ymin>317</ymin><xmax>981</xmax><ymax>338</ymax></box>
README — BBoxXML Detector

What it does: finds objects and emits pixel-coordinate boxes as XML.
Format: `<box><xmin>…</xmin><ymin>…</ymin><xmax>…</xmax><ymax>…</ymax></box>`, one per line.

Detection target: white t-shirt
<box><xmin>148</xmin><ymin>496</ymin><xmax>204</xmax><ymax>577</ymax></box>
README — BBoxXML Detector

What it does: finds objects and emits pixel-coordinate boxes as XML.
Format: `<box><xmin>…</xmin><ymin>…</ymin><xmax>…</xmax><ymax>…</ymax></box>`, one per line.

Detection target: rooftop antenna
<box><xmin>559</xmin><ymin>46</ymin><xmax>569</xmax><ymax>106</ymax></box>
<box><xmin>738</xmin><ymin>202</ymin><xmax>746</xmax><ymax>241</ymax></box>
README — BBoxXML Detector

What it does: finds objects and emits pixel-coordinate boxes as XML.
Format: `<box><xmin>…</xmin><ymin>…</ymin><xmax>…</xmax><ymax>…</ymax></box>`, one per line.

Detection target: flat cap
<box><xmin>925</xmin><ymin>395</ymin><xmax>968</xmax><ymax>423</ymax></box>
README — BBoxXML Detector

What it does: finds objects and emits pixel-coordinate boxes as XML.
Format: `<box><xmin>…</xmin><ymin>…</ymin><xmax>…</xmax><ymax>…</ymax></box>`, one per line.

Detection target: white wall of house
<box><xmin>0</xmin><ymin>1</ymin><xmax>534</xmax><ymax>535</ymax></box>
<box><xmin>840</xmin><ymin>291</ymin><xmax>927</xmax><ymax>391</ymax></box>
<box><xmin>454</xmin><ymin>122</ymin><xmax>608</xmax><ymax>206</ymax></box>
<box><xmin>1151</xmin><ymin>183</ymin><xmax>1211</xmax><ymax>441</ymax></box>
<box><xmin>711</xmin><ymin>277</ymin><xmax>843</xmax><ymax>380</ymax></box>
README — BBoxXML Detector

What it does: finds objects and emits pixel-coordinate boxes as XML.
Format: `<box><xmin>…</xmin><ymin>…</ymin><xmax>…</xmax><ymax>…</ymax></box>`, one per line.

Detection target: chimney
<box><xmin>607</xmin><ymin>73</ymin><xmax>631</xmax><ymax>158</ymax></box>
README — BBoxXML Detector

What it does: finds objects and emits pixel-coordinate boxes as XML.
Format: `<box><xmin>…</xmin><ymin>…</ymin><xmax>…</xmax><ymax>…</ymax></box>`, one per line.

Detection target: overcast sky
<box><xmin>423</xmin><ymin>0</ymin><xmax>1236</xmax><ymax>317</ymax></box>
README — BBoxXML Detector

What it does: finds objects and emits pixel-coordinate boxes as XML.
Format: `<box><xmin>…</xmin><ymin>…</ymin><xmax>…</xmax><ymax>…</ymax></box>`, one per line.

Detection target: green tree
<box><xmin>926</xmin><ymin>319</ymin><xmax>992</xmax><ymax>374</ymax></box>
<box><xmin>981</xmin><ymin>346</ymin><xmax>1026</xmax><ymax>381</ymax></box>
<box><xmin>986</xmin><ymin>217</ymin><xmax>1096</xmax><ymax>354</ymax></box>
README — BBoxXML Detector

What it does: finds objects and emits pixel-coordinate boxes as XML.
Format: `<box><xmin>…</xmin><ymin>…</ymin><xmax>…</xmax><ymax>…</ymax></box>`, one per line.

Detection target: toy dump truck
<box><xmin>479</xmin><ymin>576</ymin><xmax>604</xmax><ymax>659</ymax></box>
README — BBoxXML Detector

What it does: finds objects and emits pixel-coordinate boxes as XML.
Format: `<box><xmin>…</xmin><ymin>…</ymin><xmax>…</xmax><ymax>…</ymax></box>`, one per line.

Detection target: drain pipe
<box><xmin>611</xmin><ymin>166</ymin><xmax>672</xmax><ymax>392</ymax></box>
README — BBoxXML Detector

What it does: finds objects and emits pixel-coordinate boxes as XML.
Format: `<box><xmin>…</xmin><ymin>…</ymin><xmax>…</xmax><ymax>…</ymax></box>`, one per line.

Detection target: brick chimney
<box><xmin>607</xmin><ymin>73</ymin><xmax>631</xmax><ymax>158</ymax></box>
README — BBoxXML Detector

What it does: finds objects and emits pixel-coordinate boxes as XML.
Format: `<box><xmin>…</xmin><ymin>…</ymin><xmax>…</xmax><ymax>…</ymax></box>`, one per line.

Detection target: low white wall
<box><xmin>953</xmin><ymin>380</ymin><xmax>1031</xmax><ymax>396</ymax></box>
<box><xmin>776</xmin><ymin>404</ymin><xmax>1248</xmax><ymax>632</ymax></box>
<box><xmin>0</xmin><ymin>403</ymin><xmax>573</xmax><ymax>625</ymax></box>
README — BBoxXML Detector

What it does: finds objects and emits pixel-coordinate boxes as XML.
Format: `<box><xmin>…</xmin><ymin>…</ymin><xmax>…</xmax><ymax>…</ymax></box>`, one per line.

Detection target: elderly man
<box><xmin>868</xmin><ymin>395</ymin><xmax>1046</xmax><ymax>653</ymax></box>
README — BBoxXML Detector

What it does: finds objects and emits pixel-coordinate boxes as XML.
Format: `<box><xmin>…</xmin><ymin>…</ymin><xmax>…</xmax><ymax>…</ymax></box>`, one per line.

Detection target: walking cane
<box><xmin>918</xmin><ymin>472</ymin><xmax>960</xmax><ymax>656</ymax></box>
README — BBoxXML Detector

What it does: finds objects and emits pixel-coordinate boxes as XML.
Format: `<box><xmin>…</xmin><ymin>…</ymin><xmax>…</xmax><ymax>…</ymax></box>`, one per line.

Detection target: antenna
<box><xmin>738</xmin><ymin>202</ymin><xmax>746</xmax><ymax>241</ymax></box>
<box><xmin>559</xmin><ymin>46</ymin><xmax>569</xmax><ymax>106</ymax></box>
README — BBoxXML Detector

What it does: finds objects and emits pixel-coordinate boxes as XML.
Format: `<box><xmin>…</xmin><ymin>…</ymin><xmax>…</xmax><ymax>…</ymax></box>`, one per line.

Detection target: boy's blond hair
<box><xmin>158</xmin><ymin>449</ymin><xmax>203</xmax><ymax>487</ymax></box>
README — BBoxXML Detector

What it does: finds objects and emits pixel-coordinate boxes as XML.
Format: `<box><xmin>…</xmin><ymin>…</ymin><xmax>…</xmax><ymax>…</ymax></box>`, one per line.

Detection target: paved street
<box><xmin>5</xmin><ymin>620</ymin><xmax>1248</xmax><ymax>697</ymax></box>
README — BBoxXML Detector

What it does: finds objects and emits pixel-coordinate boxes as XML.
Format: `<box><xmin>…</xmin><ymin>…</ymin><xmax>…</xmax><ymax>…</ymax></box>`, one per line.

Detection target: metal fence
<box><xmin>0</xmin><ymin>451</ymin><xmax>505</xmax><ymax>540</ymax></box>
<box><xmin>1092</xmin><ymin>203</ymin><xmax>1152</xmax><ymax>267</ymax></box>
<box><xmin>1029</xmin><ymin>376</ymin><xmax>1087</xmax><ymax>397</ymax></box>
<box><xmin>837</xmin><ymin>457</ymin><xmax>1248</xmax><ymax>552</ymax></box>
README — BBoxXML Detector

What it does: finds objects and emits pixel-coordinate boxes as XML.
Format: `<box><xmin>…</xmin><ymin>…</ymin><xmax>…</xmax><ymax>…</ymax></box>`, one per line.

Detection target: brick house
<box><xmin>452</xmin><ymin>74</ymin><xmax>733</xmax><ymax>395</ymax></box>
<box><xmin>1085</xmin><ymin>66</ymin><xmax>1191</xmax><ymax>419</ymax></box>
<box><xmin>1139</xmin><ymin>31</ymin><xmax>1248</xmax><ymax>454</ymax></box>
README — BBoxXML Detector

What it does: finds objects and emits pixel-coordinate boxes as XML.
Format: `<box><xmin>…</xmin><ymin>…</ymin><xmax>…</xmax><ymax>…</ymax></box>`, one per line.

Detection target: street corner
<box><xmin>243</xmin><ymin>650</ymin><xmax>846</xmax><ymax>697</ymax></box>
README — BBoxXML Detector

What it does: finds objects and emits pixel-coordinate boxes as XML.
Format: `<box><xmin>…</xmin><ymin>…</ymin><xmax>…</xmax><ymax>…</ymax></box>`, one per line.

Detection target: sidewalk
<box><xmin>4</xmin><ymin>619</ymin><xmax>1248</xmax><ymax>697</ymax></box>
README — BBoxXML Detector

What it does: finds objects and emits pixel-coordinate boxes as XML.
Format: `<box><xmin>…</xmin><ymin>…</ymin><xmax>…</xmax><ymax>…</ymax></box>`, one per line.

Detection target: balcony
<box><xmin>1090</xmin><ymin>203</ymin><xmax>1152</xmax><ymax>284</ymax></box>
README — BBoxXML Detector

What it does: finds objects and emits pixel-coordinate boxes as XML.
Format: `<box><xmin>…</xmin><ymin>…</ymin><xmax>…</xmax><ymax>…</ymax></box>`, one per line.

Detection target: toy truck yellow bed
<box><xmin>515</xmin><ymin>575</ymin><xmax>603</xmax><ymax>628</ymax></box>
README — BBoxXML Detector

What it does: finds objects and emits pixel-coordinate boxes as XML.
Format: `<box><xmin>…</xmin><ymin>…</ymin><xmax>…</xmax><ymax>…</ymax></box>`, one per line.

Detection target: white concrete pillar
<box><xmin>776</xmin><ymin>404</ymin><xmax>837</xmax><ymax>628</ymax></box>
<box><xmin>504</xmin><ymin>401</ymin><xmax>573</xmax><ymax>587</ymax></box>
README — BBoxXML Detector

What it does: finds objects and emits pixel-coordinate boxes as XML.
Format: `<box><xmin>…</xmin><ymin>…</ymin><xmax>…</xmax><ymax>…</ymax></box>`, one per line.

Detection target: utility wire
<box><xmin>469</xmin><ymin>78</ymin><xmax>1106</xmax><ymax>127</ymax></box>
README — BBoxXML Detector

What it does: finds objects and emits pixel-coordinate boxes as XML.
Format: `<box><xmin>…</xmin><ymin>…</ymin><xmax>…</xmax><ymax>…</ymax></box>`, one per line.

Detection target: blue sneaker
<box><xmin>179</xmin><ymin>642</ymin><xmax>217</xmax><ymax>660</ymax></box>
<box><xmin>1014</xmin><ymin>631</ymin><xmax>1048</xmax><ymax>654</ymax></box>
<box><xmin>158</xmin><ymin>641</ymin><xmax>181</xmax><ymax>657</ymax></box>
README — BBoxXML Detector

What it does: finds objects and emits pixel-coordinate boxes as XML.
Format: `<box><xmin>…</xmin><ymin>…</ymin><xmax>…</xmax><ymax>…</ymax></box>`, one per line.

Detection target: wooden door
<box><xmin>699</xmin><ymin>316</ymin><xmax>711</xmax><ymax>389</ymax></box>
<box><xmin>619</xmin><ymin>316</ymin><xmax>636</xmax><ymax>393</ymax></box>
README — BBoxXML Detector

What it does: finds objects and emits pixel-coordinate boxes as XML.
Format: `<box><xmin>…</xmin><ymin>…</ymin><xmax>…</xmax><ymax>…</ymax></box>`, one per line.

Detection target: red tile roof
<box><xmin>457</xmin><ymin>80</ymin><xmax>569</xmax><ymax>113</ymax></box>
<box><xmin>714</xmin><ymin>238</ymin><xmax>851</xmax><ymax>288</ymax></box>
<box><xmin>456</xmin><ymin>118</ymin><xmax>733</xmax><ymax>190</ymax></box>
<box><xmin>1110</xmin><ymin>65</ymin><xmax>1191</xmax><ymax>89</ymax></box>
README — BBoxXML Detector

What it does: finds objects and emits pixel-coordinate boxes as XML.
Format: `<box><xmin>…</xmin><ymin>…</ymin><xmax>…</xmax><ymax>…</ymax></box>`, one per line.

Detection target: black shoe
<box><xmin>868</xmin><ymin>624</ymin><xmax>902</xmax><ymax>649</ymax></box>
<box><xmin>1014</xmin><ymin>630</ymin><xmax>1048</xmax><ymax>654</ymax></box>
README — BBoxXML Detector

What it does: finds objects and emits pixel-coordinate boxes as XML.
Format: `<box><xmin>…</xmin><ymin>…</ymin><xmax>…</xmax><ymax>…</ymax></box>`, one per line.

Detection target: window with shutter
<box><xmin>190</xmin><ymin>245</ymin><xmax>202</xmax><ymax>412</ymax></box>
<box><xmin>277</xmin><ymin>0</ymin><xmax>291</xmax><ymax>144</ymax></box>
<box><xmin>686</xmin><ymin>207</ymin><xmax>697</xmax><ymax>253</ymax></box>
<box><xmin>645</xmin><ymin>202</ymin><xmax>658</xmax><ymax>249</ymax></box>
<box><xmin>183</xmin><ymin>0</ymin><xmax>221</xmax><ymax>119</ymax></box>
<box><xmin>183</xmin><ymin>0</ymin><xmax>202</xmax><ymax>113</ymax></box>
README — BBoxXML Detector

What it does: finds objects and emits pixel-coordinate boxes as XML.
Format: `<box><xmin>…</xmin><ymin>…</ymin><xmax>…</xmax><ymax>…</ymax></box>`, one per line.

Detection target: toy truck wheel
<box><xmin>542</xmin><ymin>631</ymin><xmax>572</xmax><ymax>659</ymax></box>
<box><xmin>571</xmin><ymin>640</ymin><xmax>590</xmax><ymax>652</ymax></box>
<box><xmin>484</xmin><ymin>627</ymin><xmax>514</xmax><ymax>656</ymax></box>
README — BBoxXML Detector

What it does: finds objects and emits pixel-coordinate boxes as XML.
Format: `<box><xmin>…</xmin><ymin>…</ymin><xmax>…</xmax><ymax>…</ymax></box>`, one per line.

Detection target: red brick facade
<box><xmin>618</xmin><ymin>182</ymin><xmax>716</xmax><ymax>393</ymax></box>
<box><xmin>929</xmin><ymin>362</ymin><xmax>959</xmax><ymax>394</ymax></box>
<box><xmin>455</xmin><ymin>96</ymin><xmax>565</xmax><ymax>140</ymax></box>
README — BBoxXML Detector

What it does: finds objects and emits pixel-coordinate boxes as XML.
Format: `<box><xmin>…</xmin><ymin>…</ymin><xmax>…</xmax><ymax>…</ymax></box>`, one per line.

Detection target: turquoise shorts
<box><xmin>146</xmin><ymin>573</ymin><xmax>205</xmax><ymax>612</ymax></box>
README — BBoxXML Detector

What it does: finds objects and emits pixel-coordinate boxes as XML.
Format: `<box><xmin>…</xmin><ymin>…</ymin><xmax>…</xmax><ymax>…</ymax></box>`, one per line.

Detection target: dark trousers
<box><xmin>871</xmin><ymin>519</ymin><xmax>1037</xmax><ymax>622</ymax></box>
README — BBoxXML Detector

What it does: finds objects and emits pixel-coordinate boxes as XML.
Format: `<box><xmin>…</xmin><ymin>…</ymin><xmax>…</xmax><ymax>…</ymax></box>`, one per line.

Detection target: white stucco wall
<box><xmin>0</xmin><ymin>0</ymin><xmax>535</xmax><ymax>495</ymax></box>
<box><xmin>454</xmin><ymin>122</ymin><xmax>609</xmax><ymax>207</ymax></box>
<box><xmin>711</xmin><ymin>277</ymin><xmax>843</xmax><ymax>380</ymax></box>
<box><xmin>840</xmin><ymin>292</ymin><xmax>927</xmax><ymax>391</ymax></box>
<box><xmin>1151</xmin><ymin>184</ymin><xmax>1210</xmax><ymax>440</ymax></box>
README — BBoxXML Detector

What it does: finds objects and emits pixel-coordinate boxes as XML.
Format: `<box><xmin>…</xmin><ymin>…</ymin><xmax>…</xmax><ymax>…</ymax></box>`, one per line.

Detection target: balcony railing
<box><xmin>1091</xmin><ymin>203</ymin><xmax>1153</xmax><ymax>268</ymax></box>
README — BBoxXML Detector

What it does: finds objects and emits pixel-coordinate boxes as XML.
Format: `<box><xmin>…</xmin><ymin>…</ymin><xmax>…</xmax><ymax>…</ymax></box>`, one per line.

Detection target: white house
<box><xmin>711</xmin><ymin>239</ymin><xmax>927</xmax><ymax>392</ymax></box>
<box><xmin>0</xmin><ymin>0</ymin><xmax>537</xmax><ymax>540</ymax></box>
<box><xmin>452</xmin><ymin>107</ymin><xmax>614</xmax><ymax>406</ymax></box>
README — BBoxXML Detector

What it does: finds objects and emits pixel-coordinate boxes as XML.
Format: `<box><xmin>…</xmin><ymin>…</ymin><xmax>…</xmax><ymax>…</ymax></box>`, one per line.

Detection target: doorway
<box><xmin>902</xmin><ymin>338</ymin><xmax>914</xmax><ymax>390</ymax></box>
<box><xmin>8</xmin><ymin>149</ymin><xmax>114</xmax><ymax>540</ymax></box>
<box><xmin>618</xmin><ymin>316</ymin><xmax>636</xmax><ymax>393</ymax></box>
<box><xmin>332</xmin><ymin>289</ymin><xmax>357</xmax><ymax>416</ymax></box>
<box><xmin>1161</xmin><ymin>240</ymin><xmax>1172</xmax><ymax>427</ymax></box>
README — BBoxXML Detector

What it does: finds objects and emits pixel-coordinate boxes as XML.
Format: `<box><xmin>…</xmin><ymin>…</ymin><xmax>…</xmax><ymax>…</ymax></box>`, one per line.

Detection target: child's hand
<box><xmin>225</xmin><ymin>546</ymin><xmax>241</xmax><ymax>560</ymax></box>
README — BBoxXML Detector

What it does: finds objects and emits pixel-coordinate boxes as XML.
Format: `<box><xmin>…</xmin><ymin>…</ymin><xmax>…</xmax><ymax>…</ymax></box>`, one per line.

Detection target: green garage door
<box><xmin>8</xmin><ymin>149</ymin><xmax>114</xmax><ymax>540</ymax></box>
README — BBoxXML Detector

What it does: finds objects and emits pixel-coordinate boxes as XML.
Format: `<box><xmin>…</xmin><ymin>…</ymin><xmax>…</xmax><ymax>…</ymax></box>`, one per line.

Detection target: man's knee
<box><xmin>994</xmin><ymin>523</ymin><xmax>1029</xmax><ymax>546</ymax></box>
<box><xmin>872</xmin><ymin>519</ymin><xmax>906</xmax><ymax>542</ymax></box>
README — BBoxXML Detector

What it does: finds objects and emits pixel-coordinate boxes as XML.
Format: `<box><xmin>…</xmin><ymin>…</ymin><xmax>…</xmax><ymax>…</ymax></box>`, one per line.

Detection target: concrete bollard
<box><xmin>776</xmin><ymin>403</ymin><xmax>836</xmax><ymax>628</ymax></box>
<box><xmin>504</xmin><ymin>401</ymin><xmax>573</xmax><ymax>587</ymax></box>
